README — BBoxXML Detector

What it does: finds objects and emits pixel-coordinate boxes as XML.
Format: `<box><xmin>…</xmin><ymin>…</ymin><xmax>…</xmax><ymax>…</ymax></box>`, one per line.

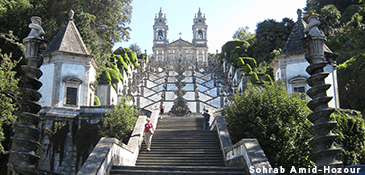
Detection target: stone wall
<box><xmin>38</xmin><ymin>106</ymin><xmax>110</xmax><ymax>175</ymax></box>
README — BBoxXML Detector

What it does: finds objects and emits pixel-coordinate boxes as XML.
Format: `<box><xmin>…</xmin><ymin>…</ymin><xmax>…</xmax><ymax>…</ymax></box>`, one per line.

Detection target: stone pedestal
<box><xmin>302</xmin><ymin>14</ymin><xmax>343</xmax><ymax>173</ymax></box>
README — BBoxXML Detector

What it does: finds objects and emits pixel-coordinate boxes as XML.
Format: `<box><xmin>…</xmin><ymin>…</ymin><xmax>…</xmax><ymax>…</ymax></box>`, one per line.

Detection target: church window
<box><xmin>294</xmin><ymin>86</ymin><xmax>305</xmax><ymax>93</ymax></box>
<box><xmin>170</xmin><ymin>56</ymin><xmax>174</xmax><ymax>62</ymax></box>
<box><xmin>158</xmin><ymin>31</ymin><xmax>163</xmax><ymax>40</ymax></box>
<box><xmin>66</xmin><ymin>87</ymin><xmax>77</xmax><ymax>105</ymax></box>
<box><xmin>198</xmin><ymin>56</ymin><xmax>203</xmax><ymax>62</ymax></box>
<box><xmin>158</xmin><ymin>56</ymin><xmax>163</xmax><ymax>62</ymax></box>
<box><xmin>198</xmin><ymin>30</ymin><xmax>203</xmax><ymax>39</ymax></box>
<box><xmin>63</xmin><ymin>76</ymin><xmax>82</xmax><ymax>107</ymax></box>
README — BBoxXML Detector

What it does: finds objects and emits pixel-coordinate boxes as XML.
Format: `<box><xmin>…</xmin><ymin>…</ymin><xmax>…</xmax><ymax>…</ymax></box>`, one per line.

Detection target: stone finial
<box><xmin>297</xmin><ymin>9</ymin><xmax>302</xmax><ymax>20</ymax></box>
<box><xmin>69</xmin><ymin>10</ymin><xmax>74</xmax><ymax>20</ymax></box>
<box><xmin>25</xmin><ymin>16</ymin><xmax>45</xmax><ymax>39</ymax></box>
<box><xmin>304</xmin><ymin>13</ymin><xmax>322</xmax><ymax>37</ymax></box>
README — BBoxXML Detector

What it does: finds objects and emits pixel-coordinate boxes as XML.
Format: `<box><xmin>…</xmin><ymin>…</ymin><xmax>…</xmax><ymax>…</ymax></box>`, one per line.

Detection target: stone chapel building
<box><xmin>270</xmin><ymin>9</ymin><xmax>340</xmax><ymax>108</ymax></box>
<box><xmin>39</xmin><ymin>10</ymin><xmax>97</xmax><ymax>109</ymax></box>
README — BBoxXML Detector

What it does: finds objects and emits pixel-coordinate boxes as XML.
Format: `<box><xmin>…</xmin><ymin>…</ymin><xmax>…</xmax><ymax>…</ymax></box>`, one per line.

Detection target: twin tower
<box><xmin>152</xmin><ymin>8</ymin><xmax>208</xmax><ymax>63</ymax></box>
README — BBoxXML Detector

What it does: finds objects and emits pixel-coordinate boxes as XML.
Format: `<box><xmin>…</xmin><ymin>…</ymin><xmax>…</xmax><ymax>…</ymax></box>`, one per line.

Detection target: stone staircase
<box><xmin>109</xmin><ymin>116</ymin><xmax>245</xmax><ymax>175</ymax></box>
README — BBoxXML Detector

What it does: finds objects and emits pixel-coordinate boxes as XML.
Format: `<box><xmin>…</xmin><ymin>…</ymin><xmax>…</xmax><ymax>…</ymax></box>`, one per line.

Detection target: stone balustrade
<box><xmin>77</xmin><ymin>109</ymin><xmax>159</xmax><ymax>175</ymax></box>
<box><xmin>210</xmin><ymin>109</ymin><xmax>273</xmax><ymax>175</ymax></box>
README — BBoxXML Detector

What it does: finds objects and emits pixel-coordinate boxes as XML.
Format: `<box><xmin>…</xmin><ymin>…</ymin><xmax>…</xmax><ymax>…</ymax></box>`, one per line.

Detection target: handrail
<box><xmin>77</xmin><ymin>109</ymin><xmax>159</xmax><ymax>175</ymax></box>
<box><xmin>210</xmin><ymin>108</ymin><xmax>274</xmax><ymax>175</ymax></box>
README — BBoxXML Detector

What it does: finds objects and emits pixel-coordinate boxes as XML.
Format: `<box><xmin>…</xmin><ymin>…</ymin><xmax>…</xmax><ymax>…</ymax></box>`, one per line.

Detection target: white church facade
<box><xmin>152</xmin><ymin>8</ymin><xmax>208</xmax><ymax>64</ymax></box>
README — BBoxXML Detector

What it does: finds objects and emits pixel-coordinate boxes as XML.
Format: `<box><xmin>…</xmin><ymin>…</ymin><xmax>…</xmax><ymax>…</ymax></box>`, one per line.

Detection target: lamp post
<box><xmin>302</xmin><ymin>13</ymin><xmax>343</xmax><ymax>173</ymax></box>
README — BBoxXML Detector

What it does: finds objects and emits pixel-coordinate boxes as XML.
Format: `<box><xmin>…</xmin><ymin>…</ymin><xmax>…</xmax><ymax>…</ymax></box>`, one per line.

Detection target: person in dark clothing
<box><xmin>202</xmin><ymin>110</ymin><xmax>210</xmax><ymax>131</ymax></box>
<box><xmin>159</xmin><ymin>102</ymin><xmax>165</xmax><ymax>119</ymax></box>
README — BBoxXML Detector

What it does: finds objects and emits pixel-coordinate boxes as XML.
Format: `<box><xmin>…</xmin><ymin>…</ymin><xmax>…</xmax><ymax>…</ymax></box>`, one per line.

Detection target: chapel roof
<box><xmin>281</xmin><ymin>9</ymin><xmax>307</xmax><ymax>55</ymax></box>
<box><xmin>281</xmin><ymin>9</ymin><xmax>333</xmax><ymax>55</ymax></box>
<box><xmin>45</xmin><ymin>10</ymin><xmax>90</xmax><ymax>56</ymax></box>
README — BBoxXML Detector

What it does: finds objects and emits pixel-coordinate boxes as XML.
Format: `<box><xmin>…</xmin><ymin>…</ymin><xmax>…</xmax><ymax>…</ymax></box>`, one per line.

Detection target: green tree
<box><xmin>250</xmin><ymin>18</ymin><xmax>294</xmax><ymax>65</ymax></box>
<box><xmin>0</xmin><ymin>0</ymin><xmax>133</xmax><ymax>66</ymax></box>
<box><xmin>129</xmin><ymin>43</ymin><xmax>142</xmax><ymax>54</ymax></box>
<box><xmin>337</xmin><ymin>53</ymin><xmax>365</xmax><ymax>113</ymax></box>
<box><xmin>225</xmin><ymin>83</ymin><xmax>313</xmax><ymax>169</ymax></box>
<box><xmin>319</xmin><ymin>4</ymin><xmax>341</xmax><ymax>35</ymax></box>
<box><xmin>232</xmin><ymin>26</ymin><xmax>255</xmax><ymax>44</ymax></box>
<box><xmin>0</xmin><ymin>52</ymin><xmax>20</xmax><ymax>153</ymax></box>
<box><xmin>98</xmin><ymin>96</ymin><xmax>138</xmax><ymax>144</ymax></box>
<box><xmin>331</xmin><ymin>110</ymin><xmax>365</xmax><ymax>166</ymax></box>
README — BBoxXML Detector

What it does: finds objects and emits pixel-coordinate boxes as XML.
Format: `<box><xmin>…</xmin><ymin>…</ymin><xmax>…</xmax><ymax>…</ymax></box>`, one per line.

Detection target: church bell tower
<box><xmin>153</xmin><ymin>7</ymin><xmax>169</xmax><ymax>62</ymax></box>
<box><xmin>153</xmin><ymin>8</ymin><xmax>169</xmax><ymax>46</ymax></box>
<box><xmin>192</xmin><ymin>8</ymin><xmax>208</xmax><ymax>62</ymax></box>
<box><xmin>192</xmin><ymin>8</ymin><xmax>207</xmax><ymax>46</ymax></box>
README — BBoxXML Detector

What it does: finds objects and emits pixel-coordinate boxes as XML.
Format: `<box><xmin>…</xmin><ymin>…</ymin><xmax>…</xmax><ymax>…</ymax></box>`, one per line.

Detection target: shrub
<box><xmin>99</xmin><ymin>96</ymin><xmax>138</xmax><ymax>144</ymax></box>
<box><xmin>264</xmin><ymin>74</ymin><xmax>273</xmax><ymax>85</ymax></box>
<box><xmin>225</xmin><ymin>83</ymin><xmax>313</xmax><ymax>169</ymax></box>
<box><xmin>94</xmin><ymin>96</ymin><xmax>101</xmax><ymax>106</ymax></box>
<box><xmin>236</xmin><ymin>57</ymin><xmax>245</xmax><ymax>68</ymax></box>
<box><xmin>98</xmin><ymin>69</ymin><xmax>112</xmax><ymax>84</ymax></box>
<box><xmin>250</xmin><ymin>72</ymin><xmax>259</xmax><ymax>83</ymax></box>
<box><xmin>242</xmin><ymin>57</ymin><xmax>257</xmax><ymax>68</ymax></box>
<box><xmin>229</xmin><ymin>52</ymin><xmax>239</xmax><ymax>63</ymax></box>
<box><xmin>331</xmin><ymin>109</ymin><xmax>365</xmax><ymax>166</ymax></box>
<box><xmin>244</xmin><ymin>64</ymin><xmax>252</xmax><ymax>73</ymax></box>
<box><xmin>222</xmin><ymin>39</ymin><xmax>249</xmax><ymax>58</ymax></box>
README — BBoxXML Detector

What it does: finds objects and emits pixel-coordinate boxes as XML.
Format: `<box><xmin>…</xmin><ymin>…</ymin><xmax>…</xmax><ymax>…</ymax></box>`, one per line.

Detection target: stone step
<box><xmin>152</xmin><ymin>130</ymin><xmax>216</xmax><ymax>135</ymax></box>
<box><xmin>139</xmin><ymin>148</ymin><xmax>221</xmax><ymax>153</ymax></box>
<box><xmin>137</xmin><ymin>153</ymin><xmax>222</xmax><ymax>157</ymax></box>
<box><xmin>147</xmin><ymin>141</ymin><xmax>219</xmax><ymax>145</ymax></box>
<box><xmin>110</xmin><ymin>166</ymin><xmax>245</xmax><ymax>175</ymax></box>
<box><xmin>135</xmin><ymin>162</ymin><xmax>224</xmax><ymax>167</ymax></box>
<box><xmin>109</xmin><ymin>117</ymin><xmax>244</xmax><ymax>174</ymax></box>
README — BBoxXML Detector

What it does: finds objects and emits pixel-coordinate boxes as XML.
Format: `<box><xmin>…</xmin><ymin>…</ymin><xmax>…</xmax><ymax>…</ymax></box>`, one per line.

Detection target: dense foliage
<box><xmin>97</xmin><ymin>47</ymin><xmax>140</xmax><ymax>90</ymax></box>
<box><xmin>98</xmin><ymin>96</ymin><xmax>138</xmax><ymax>144</ymax></box>
<box><xmin>250</xmin><ymin>18</ymin><xmax>295</xmax><ymax>64</ymax></box>
<box><xmin>331</xmin><ymin>110</ymin><xmax>365</xmax><ymax>166</ymax></box>
<box><xmin>225</xmin><ymin>83</ymin><xmax>313</xmax><ymax>169</ymax></box>
<box><xmin>0</xmin><ymin>0</ymin><xmax>132</xmax><ymax>66</ymax></box>
<box><xmin>337</xmin><ymin>53</ymin><xmax>365</xmax><ymax>114</ymax></box>
<box><xmin>0</xmin><ymin>52</ymin><xmax>19</xmax><ymax>154</ymax></box>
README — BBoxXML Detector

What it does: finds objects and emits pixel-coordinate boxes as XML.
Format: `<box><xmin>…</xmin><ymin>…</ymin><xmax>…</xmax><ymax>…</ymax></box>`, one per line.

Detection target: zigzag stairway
<box><xmin>109</xmin><ymin>116</ymin><xmax>245</xmax><ymax>175</ymax></box>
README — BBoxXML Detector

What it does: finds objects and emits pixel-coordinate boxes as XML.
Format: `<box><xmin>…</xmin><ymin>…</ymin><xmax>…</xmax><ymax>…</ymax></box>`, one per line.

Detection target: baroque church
<box><xmin>152</xmin><ymin>7</ymin><xmax>208</xmax><ymax>63</ymax></box>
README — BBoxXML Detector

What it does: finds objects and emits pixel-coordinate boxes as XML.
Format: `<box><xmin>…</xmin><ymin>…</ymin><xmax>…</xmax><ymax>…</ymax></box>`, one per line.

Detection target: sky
<box><xmin>113</xmin><ymin>0</ymin><xmax>307</xmax><ymax>54</ymax></box>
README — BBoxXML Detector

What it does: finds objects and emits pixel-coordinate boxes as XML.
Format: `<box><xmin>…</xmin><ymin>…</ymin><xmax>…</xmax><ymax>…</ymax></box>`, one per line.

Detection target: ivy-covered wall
<box><xmin>38</xmin><ymin>107</ymin><xmax>107</xmax><ymax>175</ymax></box>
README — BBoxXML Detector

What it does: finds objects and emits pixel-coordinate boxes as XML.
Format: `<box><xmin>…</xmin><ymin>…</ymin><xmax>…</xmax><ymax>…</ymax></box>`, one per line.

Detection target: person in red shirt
<box><xmin>144</xmin><ymin>118</ymin><xmax>154</xmax><ymax>151</ymax></box>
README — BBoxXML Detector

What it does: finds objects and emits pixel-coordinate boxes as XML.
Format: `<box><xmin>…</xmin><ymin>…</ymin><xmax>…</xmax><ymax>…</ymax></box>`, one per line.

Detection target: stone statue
<box><xmin>304</xmin><ymin>14</ymin><xmax>322</xmax><ymax>37</ymax></box>
<box><xmin>25</xmin><ymin>16</ymin><xmax>45</xmax><ymax>39</ymax></box>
